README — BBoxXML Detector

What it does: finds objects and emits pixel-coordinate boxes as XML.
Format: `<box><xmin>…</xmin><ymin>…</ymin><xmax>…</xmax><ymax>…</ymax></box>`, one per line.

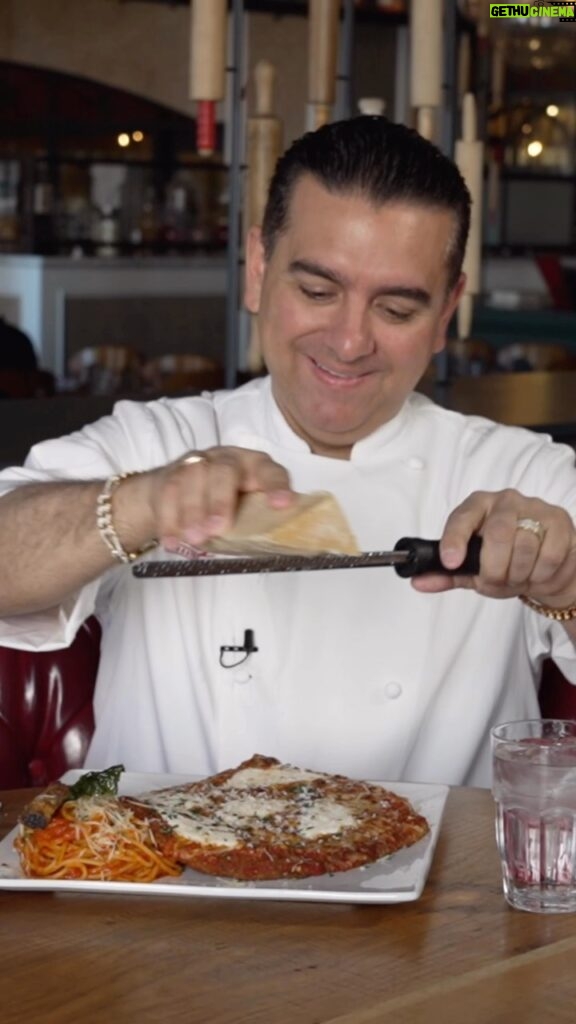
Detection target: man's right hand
<box><xmin>138</xmin><ymin>446</ymin><xmax>295</xmax><ymax>552</ymax></box>
<box><xmin>0</xmin><ymin>446</ymin><xmax>295</xmax><ymax>617</ymax></box>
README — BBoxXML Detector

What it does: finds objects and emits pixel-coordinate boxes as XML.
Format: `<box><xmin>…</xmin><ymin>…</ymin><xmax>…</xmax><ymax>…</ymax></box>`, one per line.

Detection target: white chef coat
<box><xmin>0</xmin><ymin>377</ymin><xmax>575</xmax><ymax>787</ymax></box>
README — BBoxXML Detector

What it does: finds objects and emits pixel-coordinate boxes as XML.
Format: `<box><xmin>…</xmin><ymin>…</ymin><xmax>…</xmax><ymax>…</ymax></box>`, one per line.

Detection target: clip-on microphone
<box><xmin>219</xmin><ymin>629</ymin><xmax>259</xmax><ymax>668</ymax></box>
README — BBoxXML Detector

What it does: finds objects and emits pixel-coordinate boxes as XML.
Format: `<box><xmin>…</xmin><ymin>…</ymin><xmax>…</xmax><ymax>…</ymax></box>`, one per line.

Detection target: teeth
<box><xmin>316</xmin><ymin>361</ymin><xmax>357</xmax><ymax>380</ymax></box>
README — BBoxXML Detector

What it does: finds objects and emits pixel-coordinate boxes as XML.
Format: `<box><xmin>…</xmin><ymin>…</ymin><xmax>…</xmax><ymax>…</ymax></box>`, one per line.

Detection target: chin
<box><xmin>303</xmin><ymin>417</ymin><xmax>369</xmax><ymax>449</ymax></box>
<box><xmin>305</xmin><ymin>398</ymin><xmax>390</xmax><ymax>433</ymax></box>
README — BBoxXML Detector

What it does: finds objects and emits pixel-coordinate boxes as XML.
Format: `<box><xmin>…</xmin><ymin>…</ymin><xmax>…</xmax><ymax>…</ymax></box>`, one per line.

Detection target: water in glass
<box><xmin>493</xmin><ymin>731</ymin><xmax>576</xmax><ymax>913</ymax></box>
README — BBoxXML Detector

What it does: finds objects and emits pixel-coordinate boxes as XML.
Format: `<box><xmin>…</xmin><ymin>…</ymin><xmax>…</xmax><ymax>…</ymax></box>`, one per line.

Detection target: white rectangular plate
<box><xmin>0</xmin><ymin>772</ymin><xmax>449</xmax><ymax>905</ymax></box>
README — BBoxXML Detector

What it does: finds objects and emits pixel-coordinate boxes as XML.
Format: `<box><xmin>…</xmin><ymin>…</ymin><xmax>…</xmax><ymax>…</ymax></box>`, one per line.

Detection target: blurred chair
<box><xmin>141</xmin><ymin>353</ymin><xmax>224</xmax><ymax>394</ymax></box>
<box><xmin>0</xmin><ymin>368</ymin><xmax>55</xmax><ymax>399</ymax></box>
<box><xmin>539</xmin><ymin>660</ymin><xmax>576</xmax><ymax>721</ymax></box>
<box><xmin>535</xmin><ymin>254</ymin><xmax>574</xmax><ymax>312</ymax></box>
<box><xmin>496</xmin><ymin>342</ymin><xmax>576</xmax><ymax>373</ymax></box>
<box><xmin>0</xmin><ymin>618</ymin><xmax>100</xmax><ymax>789</ymax></box>
<box><xmin>67</xmin><ymin>345</ymin><xmax>142</xmax><ymax>394</ymax></box>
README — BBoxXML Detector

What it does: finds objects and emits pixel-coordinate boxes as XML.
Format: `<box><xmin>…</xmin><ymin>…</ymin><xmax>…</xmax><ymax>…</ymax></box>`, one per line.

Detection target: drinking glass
<box><xmin>491</xmin><ymin>719</ymin><xmax>576</xmax><ymax>913</ymax></box>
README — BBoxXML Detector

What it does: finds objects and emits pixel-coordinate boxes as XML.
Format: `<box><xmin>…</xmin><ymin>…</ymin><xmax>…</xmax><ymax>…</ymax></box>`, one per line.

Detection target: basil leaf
<box><xmin>68</xmin><ymin>764</ymin><xmax>125</xmax><ymax>800</ymax></box>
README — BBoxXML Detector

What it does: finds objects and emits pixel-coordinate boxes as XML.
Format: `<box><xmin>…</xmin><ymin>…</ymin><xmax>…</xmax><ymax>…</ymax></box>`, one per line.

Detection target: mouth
<box><xmin>309</xmin><ymin>357</ymin><xmax>372</xmax><ymax>387</ymax></box>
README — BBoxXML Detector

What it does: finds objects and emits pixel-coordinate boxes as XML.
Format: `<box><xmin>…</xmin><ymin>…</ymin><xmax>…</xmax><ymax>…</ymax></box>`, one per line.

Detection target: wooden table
<box><xmin>421</xmin><ymin>370</ymin><xmax>576</xmax><ymax>442</ymax></box>
<box><xmin>2</xmin><ymin>788</ymin><xmax>576</xmax><ymax>1023</ymax></box>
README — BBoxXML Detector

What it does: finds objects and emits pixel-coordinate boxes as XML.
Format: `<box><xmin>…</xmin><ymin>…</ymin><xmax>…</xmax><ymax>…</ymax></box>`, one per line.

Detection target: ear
<box><xmin>244</xmin><ymin>226</ymin><xmax>266</xmax><ymax>314</ymax></box>
<box><xmin>433</xmin><ymin>273</ymin><xmax>467</xmax><ymax>354</ymax></box>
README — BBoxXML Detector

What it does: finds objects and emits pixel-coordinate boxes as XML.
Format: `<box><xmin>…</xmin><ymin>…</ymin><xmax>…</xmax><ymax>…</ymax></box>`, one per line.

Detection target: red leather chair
<box><xmin>0</xmin><ymin>618</ymin><xmax>100</xmax><ymax>789</ymax></box>
<box><xmin>539</xmin><ymin>659</ymin><xmax>576</xmax><ymax>720</ymax></box>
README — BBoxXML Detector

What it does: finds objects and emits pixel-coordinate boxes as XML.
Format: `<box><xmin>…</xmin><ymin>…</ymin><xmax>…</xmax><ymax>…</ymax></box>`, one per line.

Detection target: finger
<box><xmin>221</xmin><ymin>447</ymin><xmax>294</xmax><ymax>506</ymax></box>
<box><xmin>168</xmin><ymin>458</ymin><xmax>211</xmax><ymax>544</ymax></box>
<box><xmin>161</xmin><ymin>536</ymin><xmax>207</xmax><ymax>557</ymax></box>
<box><xmin>200</xmin><ymin>454</ymin><xmax>249</xmax><ymax>536</ymax></box>
<box><xmin>535</xmin><ymin>544</ymin><xmax>576</xmax><ymax>600</ymax></box>
<box><xmin>506</xmin><ymin>528</ymin><xmax>542</xmax><ymax>587</ymax></box>
<box><xmin>528</xmin><ymin>512</ymin><xmax>574</xmax><ymax>587</ymax></box>
<box><xmin>147</xmin><ymin>462</ymin><xmax>205</xmax><ymax>541</ymax></box>
<box><xmin>179</xmin><ymin>448</ymin><xmax>294</xmax><ymax>541</ymax></box>
<box><xmin>411</xmin><ymin>573</ymin><xmax>476</xmax><ymax>594</ymax></box>
<box><xmin>196</xmin><ymin>448</ymin><xmax>294</xmax><ymax>532</ymax></box>
<box><xmin>439</xmin><ymin>491</ymin><xmax>493</xmax><ymax>571</ymax></box>
<box><xmin>484</xmin><ymin>502</ymin><xmax>572</xmax><ymax>590</ymax></box>
<box><xmin>173</xmin><ymin>453</ymin><xmax>248</xmax><ymax>542</ymax></box>
<box><xmin>474</xmin><ymin>494</ymin><xmax>534</xmax><ymax>584</ymax></box>
<box><xmin>443</xmin><ymin>490</ymin><xmax>543</xmax><ymax>584</ymax></box>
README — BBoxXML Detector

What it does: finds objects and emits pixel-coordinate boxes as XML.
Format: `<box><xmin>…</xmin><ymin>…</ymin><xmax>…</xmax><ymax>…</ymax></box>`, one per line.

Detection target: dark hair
<box><xmin>261</xmin><ymin>116</ymin><xmax>471</xmax><ymax>291</ymax></box>
<box><xmin>0</xmin><ymin>317</ymin><xmax>38</xmax><ymax>372</ymax></box>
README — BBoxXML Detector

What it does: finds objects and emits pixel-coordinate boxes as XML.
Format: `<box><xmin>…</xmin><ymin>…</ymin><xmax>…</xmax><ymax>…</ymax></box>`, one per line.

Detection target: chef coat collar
<box><xmin>260</xmin><ymin>376</ymin><xmax>418</xmax><ymax>462</ymax></box>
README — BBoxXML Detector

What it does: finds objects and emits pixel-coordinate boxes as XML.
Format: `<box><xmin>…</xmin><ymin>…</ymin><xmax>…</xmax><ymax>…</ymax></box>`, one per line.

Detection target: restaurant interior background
<box><xmin>0</xmin><ymin>0</ymin><xmax>575</xmax><ymax>464</ymax></box>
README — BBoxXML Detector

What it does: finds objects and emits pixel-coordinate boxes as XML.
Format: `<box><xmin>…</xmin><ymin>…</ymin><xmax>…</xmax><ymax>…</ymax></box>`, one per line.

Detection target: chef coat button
<box><xmin>234</xmin><ymin>670</ymin><xmax>252</xmax><ymax>685</ymax></box>
<box><xmin>384</xmin><ymin>681</ymin><xmax>402</xmax><ymax>700</ymax></box>
<box><xmin>406</xmin><ymin>456</ymin><xmax>425</xmax><ymax>470</ymax></box>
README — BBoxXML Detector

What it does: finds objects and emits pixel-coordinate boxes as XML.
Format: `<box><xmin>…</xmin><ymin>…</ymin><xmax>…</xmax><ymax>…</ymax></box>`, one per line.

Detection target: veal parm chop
<box><xmin>128</xmin><ymin>754</ymin><xmax>430</xmax><ymax>881</ymax></box>
<box><xmin>16</xmin><ymin>756</ymin><xmax>430</xmax><ymax>883</ymax></box>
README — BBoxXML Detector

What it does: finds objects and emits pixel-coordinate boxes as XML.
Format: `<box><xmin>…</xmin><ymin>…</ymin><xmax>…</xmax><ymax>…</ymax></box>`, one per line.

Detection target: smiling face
<box><xmin>245</xmin><ymin>175</ymin><xmax>465</xmax><ymax>459</ymax></box>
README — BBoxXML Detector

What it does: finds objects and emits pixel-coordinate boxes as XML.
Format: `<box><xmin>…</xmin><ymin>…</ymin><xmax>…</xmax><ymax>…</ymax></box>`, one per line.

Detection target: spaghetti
<box><xmin>15</xmin><ymin>796</ymin><xmax>181</xmax><ymax>883</ymax></box>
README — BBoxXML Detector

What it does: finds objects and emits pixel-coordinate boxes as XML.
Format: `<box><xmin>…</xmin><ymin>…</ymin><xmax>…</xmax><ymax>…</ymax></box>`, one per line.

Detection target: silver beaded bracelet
<box><xmin>96</xmin><ymin>472</ymin><xmax>153</xmax><ymax>564</ymax></box>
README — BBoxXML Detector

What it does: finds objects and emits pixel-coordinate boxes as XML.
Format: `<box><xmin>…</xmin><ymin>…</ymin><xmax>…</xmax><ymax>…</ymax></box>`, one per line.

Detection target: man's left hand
<box><xmin>411</xmin><ymin>489</ymin><xmax>576</xmax><ymax>610</ymax></box>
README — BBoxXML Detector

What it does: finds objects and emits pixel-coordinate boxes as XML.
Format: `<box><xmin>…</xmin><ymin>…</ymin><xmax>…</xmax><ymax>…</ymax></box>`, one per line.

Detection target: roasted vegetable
<box><xmin>69</xmin><ymin>764</ymin><xmax>125</xmax><ymax>800</ymax></box>
<box><xmin>19</xmin><ymin>765</ymin><xmax>125</xmax><ymax>830</ymax></box>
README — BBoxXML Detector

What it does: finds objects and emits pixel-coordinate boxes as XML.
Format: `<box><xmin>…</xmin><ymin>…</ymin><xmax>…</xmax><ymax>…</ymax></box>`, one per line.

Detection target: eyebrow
<box><xmin>289</xmin><ymin>259</ymin><xmax>431</xmax><ymax>307</ymax></box>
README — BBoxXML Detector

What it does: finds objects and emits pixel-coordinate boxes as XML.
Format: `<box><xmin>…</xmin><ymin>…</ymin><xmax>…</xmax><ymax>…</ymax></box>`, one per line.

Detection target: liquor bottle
<box><xmin>93</xmin><ymin>204</ymin><xmax>119</xmax><ymax>257</ymax></box>
<box><xmin>0</xmin><ymin>161</ymin><xmax>19</xmax><ymax>249</ymax></box>
<box><xmin>161</xmin><ymin>170</ymin><xmax>197</xmax><ymax>249</ymax></box>
<box><xmin>32</xmin><ymin>161</ymin><xmax>56</xmax><ymax>255</ymax></box>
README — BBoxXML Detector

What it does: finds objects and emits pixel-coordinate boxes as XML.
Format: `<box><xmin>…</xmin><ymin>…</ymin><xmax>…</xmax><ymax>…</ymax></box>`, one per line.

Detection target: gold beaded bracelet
<box><xmin>519</xmin><ymin>594</ymin><xmax>576</xmax><ymax>622</ymax></box>
<box><xmin>96</xmin><ymin>472</ymin><xmax>155</xmax><ymax>565</ymax></box>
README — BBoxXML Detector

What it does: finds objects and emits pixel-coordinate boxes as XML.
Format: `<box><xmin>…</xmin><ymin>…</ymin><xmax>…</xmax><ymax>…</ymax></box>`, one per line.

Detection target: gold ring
<box><xmin>516</xmin><ymin>517</ymin><xmax>545</xmax><ymax>542</ymax></box>
<box><xmin>181</xmin><ymin>453</ymin><xmax>207</xmax><ymax>466</ymax></box>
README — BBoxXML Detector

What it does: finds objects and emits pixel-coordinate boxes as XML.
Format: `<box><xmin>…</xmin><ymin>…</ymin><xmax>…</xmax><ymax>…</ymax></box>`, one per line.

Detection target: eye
<box><xmin>376</xmin><ymin>305</ymin><xmax>416</xmax><ymax>323</ymax></box>
<box><xmin>299</xmin><ymin>285</ymin><xmax>335</xmax><ymax>302</ymax></box>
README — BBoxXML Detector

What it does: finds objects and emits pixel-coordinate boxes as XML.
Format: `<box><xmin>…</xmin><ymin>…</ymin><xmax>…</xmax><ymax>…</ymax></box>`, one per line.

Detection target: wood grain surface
<box><xmin>2</xmin><ymin>786</ymin><xmax>576</xmax><ymax>1023</ymax></box>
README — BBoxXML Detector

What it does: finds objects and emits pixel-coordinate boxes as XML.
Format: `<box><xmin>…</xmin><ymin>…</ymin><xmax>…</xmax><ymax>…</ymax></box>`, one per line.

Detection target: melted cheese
<box><xmin>218</xmin><ymin>795</ymin><xmax>287</xmax><ymax>821</ymax></box>
<box><xmin>220</xmin><ymin>767</ymin><xmax>323</xmax><ymax>789</ymax></box>
<box><xmin>138</xmin><ymin>783</ymin><xmax>357</xmax><ymax>848</ymax></box>
<box><xmin>297</xmin><ymin>800</ymin><xmax>356</xmax><ymax>839</ymax></box>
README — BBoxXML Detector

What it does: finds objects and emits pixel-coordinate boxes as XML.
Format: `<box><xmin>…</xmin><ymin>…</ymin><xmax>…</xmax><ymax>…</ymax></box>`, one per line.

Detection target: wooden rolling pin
<box><xmin>246</xmin><ymin>60</ymin><xmax>283</xmax><ymax>374</ymax></box>
<box><xmin>246</xmin><ymin>60</ymin><xmax>283</xmax><ymax>233</ymax></box>
<box><xmin>189</xmin><ymin>0</ymin><xmax>228</xmax><ymax>156</ymax></box>
<box><xmin>308</xmin><ymin>0</ymin><xmax>340</xmax><ymax>130</ymax></box>
<box><xmin>409</xmin><ymin>0</ymin><xmax>443</xmax><ymax>142</ymax></box>
<box><xmin>455</xmin><ymin>93</ymin><xmax>484</xmax><ymax>340</ymax></box>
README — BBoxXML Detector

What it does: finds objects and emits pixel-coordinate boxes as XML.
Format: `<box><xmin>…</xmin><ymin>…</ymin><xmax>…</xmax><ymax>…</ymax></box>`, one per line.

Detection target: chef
<box><xmin>0</xmin><ymin>117</ymin><xmax>575</xmax><ymax>786</ymax></box>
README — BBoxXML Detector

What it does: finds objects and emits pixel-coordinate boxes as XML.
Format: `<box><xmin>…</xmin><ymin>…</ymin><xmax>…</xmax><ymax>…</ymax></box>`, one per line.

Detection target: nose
<box><xmin>328</xmin><ymin>298</ymin><xmax>375</xmax><ymax>362</ymax></box>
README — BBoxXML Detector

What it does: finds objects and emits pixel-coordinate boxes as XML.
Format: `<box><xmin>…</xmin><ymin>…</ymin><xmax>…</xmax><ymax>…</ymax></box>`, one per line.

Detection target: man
<box><xmin>0</xmin><ymin>117</ymin><xmax>575</xmax><ymax>786</ymax></box>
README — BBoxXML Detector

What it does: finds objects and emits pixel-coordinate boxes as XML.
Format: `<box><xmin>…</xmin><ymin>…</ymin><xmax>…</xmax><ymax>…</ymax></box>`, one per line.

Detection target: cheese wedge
<box><xmin>204</xmin><ymin>490</ymin><xmax>359</xmax><ymax>556</ymax></box>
